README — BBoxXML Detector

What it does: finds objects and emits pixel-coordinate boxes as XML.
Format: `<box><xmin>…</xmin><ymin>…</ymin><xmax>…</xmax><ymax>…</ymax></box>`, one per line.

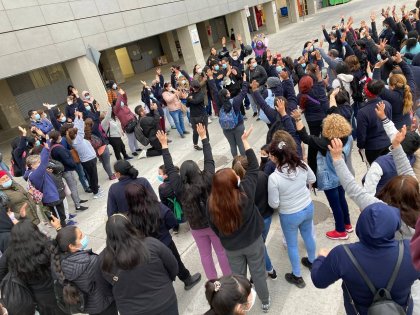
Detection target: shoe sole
<box><xmin>326</xmin><ymin>235</ymin><xmax>349</xmax><ymax>240</ymax></box>
<box><xmin>346</xmin><ymin>229</ymin><xmax>354</xmax><ymax>233</ymax></box>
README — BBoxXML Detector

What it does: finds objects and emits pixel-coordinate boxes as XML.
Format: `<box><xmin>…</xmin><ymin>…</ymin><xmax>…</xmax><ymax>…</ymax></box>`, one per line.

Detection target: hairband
<box><xmin>213</xmin><ymin>281</ymin><xmax>221</xmax><ymax>292</ymax></box>
<box><xmin>278</xmin><ymin>141</ymin><xmax>286</xmax><ymax>150</ymax></box>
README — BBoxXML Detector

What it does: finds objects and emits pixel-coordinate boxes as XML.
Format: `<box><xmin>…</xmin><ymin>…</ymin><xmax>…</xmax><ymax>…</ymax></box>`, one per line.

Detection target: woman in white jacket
<box><xmin>268</xmin><ymin>139</ymin><xmax>316</xmax><ymax>289</ymax></box>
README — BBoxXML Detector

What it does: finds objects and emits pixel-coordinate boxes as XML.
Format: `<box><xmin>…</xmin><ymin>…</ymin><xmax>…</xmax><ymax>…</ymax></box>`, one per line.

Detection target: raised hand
<box><xmin>370</xmin><ymin>11</ymin><xmax>376</xmax><ymax>22</ymax></box>
<box><xmin>156</xmin><ymin>130</ymin><xmax>168</xmax><ymax>148</ymax></box>
<box><xmin>237</xmin><ymin>34</ymin><xmax>242</xmax><ymax>42</ymax></box>
<box><xmin>196</xmin><ymin>123</ymin><xmax>207</xmax><ymax>140</ymax></box>
<box><xmin>392</xmin><ymin>125</ymin><xmax>407</xmax><ymax>148</ymax></box>
<box><xmin>50</xmin><ymin>214</ymin><xmax>61</xmax><ymax>230</ymax></box>
<box><xmin>393</xmin><ymin>51</ymin><xmax>403</xmax><ymax>64</ymax></box>
<box><xmin>222</xmin><ymin>36</ymin><xmax>226</xmax><ymax>46</ymax></box>
<box><xmin>18</xmin><ymin>126</ymin><xmax>27</xmax><ymax>136</ymax></box>
<box><xmin>375</xmin><ymin>102</ymin><xmax>387</xmax><ymax>120</ymax></box>
<box><xmin>291</xmin><ymin>109</ymin><xmax>302</xmax><ymax>120</ymax></box>
<box><xmin>275</xmin><ymin>98</ymin><xmax>287</xmax><ymax>117</ymax></box>
<box><xmin>241</xmin><ymin>125</ymin><xmax>254</xmax><ymax>142</ymax></box>
<box><xmin>328</xmin><ymin>138</ymin><xmax>344</xmax><ymax>161</ymax></box>
<box><xmin>374</xmin><ymin>58</ymin><xmax>389</xmax><ymax>69</ymax></box>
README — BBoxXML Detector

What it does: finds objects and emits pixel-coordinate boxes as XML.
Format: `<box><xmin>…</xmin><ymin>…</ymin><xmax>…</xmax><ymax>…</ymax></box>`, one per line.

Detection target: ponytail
<box><xmin>403</xmin><ymin>84</ymin><xmax>413</xmax><ymax>115</ymax></box>
<box><xmin>114</xmin><ymin>160</ymin><xmax>139</xmax><ymax>179</ymax></box>
<box><xmin>232</xmin><ymin>156</ymin><xmax>249</xmax><ymax>180</ymax></box>
<box><xmin>390</xmin><ymin>74</ymin><xmax>413</xmax><ymax>115</ymax></box>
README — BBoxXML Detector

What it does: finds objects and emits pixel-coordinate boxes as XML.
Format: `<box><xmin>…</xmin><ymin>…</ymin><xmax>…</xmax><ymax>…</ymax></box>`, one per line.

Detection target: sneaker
<box><xmin>183</xmin><ymin>130</ymin><xmax>190</xmax><ymax>134</ymax></box>
<box><xmin>79</xmin><ymin>199</ymin><xmax>88</xmax><ymax>204</ymax></box>
<box><xmin>261</xmin><ymin>298</ymin><xmax>271</xmax><ymax>313</ymax></box>
<box><xmin>84</xmin><ymin>188</ymin><xmax>92</xmax><ymax>193</ymax></box>
<box><xmin>137</xmin><ymin>150</ymin><xmax>147</xmax><ymax>160</ymax></box>
<box><xmin>208</xmin><ymin>117</ymin><xmax>212</xmax><ymax>124</ymax></box>
<box><xmin>124</xmin><ymin>156</ymin><xmax>133</xmax><ymax>160</ymax></box>
<box><xmin>75</xmin><ymin>205</ymin><xmax>88</xmax><ymax>211</ymax></box>
<box><xmin>285</xmin><ymin>273</ymin><xmax>306</xmax><ymax>288</ymax></box>
<box><xmin>345</xmin><ymin>224</ymin><xmax>354</xmax><ymax>233</ymax></box>
<box><xmin>109</xmin><ymin>174</ymin><xmax>117</xmax><ymax>180</ymax></box>
<box><xmin>194</xmin><ymin>145</ymin><xmax>203</xmax><ymax>151</ymax></box>
<box><xmin>68</xmin><ymin>213</ymin><xmax>77</xmax><ymax>219</ymax></box>
<box><xmin>268</xmin><ymin>269</ymin><xmax>277</xmax><ymax>280</ymax></box>
<box><xmin>301</xmin><ymin>257</ymin><xmax>313</xmax><ymax>270</ymax></box>
<box><xmin>66</xmin><ymin>220</ymin><xmax>77</xmax><ymax>226</ymax></box>
<box><xmin>93</xmin><ymin>193</ymin><xmax>103</xmax><ymax>199</ymax></box>
<box><xmin>326</xmin><ymin>230</ymin><xmax>349</xmax><ymax>240</ymax></box>
<box><xmin>132</xmin><ymin>152</ymin><xmax>139</xmax><ymax>156</ymax></box>
<box><xmin>253</xmin><ymin>112</ymin><xmax>258</xmax><ymax>117</ymax></box>
<box><xmin>184</xmin><ymin>273</ymin><xmax>201</xmax><ymax>290</ymax></box>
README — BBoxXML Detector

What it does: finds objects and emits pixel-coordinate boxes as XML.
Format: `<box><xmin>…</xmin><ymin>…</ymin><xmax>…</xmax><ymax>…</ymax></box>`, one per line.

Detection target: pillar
<box><xmin>0</xmin><ymin>79</ymin><xmax>25</xmax><ymax>129</ymax></box>
<box><xmin>306</xmin><ymin>0</ymin><xmax>317</xmax><ymax>15</ymax></box>
<box><xmin>228</xmin><ymin>9</ymin><xmax>252</xmax><ymax>45</ymax></box>
<box><xmin>263</xmin><ymin>1</ymin><xmax>280</xmax><ymax>34</ymax></box>
<box><xmin>159</xmin><ymin>31</ymin><xmax>179</xmax><ymax>63</ymax></box>
<box><xmin>176</xmin><ymin>24</ymin><xmax>205</xmax><ymax>75</ymax></box>
<box><xmin>287</xmin><ymin>0</ymin><xmax>300</xmax><ymax>23</ymax></box>
<box><xmin>101</xmin><ymin>49</ymin><xmax>125</xmax><ymax>84</ymax></box>
<box><xmin>65</xmin><ymin>56</ymin><xmax>108</xmax><ymax>107</ymax></box>
<box><xmin>197</xmin><ymin>20</ymin><xmax>214</xmax><ymax>49</ymax></box>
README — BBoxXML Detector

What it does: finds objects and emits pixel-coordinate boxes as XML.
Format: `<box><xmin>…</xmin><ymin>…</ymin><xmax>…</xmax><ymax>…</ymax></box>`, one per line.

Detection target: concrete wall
<box><xmin>0</xmin><ymin>0</ymin><xmax>273</xmax><ymax>80</ymax></box>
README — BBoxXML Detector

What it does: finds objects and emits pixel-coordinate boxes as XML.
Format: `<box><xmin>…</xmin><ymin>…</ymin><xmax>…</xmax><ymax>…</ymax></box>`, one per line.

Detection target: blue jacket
<box><xmin>357</xmin><ymin>97</ymin><xmax>392</xmax><ymax>150</ymax></box>
<box><xmin>50</xmin><ymin>143</ymin><xmax>76</xmax><ymax>172</ymax></box>
<box><xmin>30</xmin><ymin>119</ymin><xmax>54</xmax><ymax>134</ymax></box>
<box><xmin>107</xmin><ymin>176</ymin><xmax>157</xmax><ymax>216</ymax></box>
<box><xmin>297</xmin><ymin>81</ymin><xmax>329</xmax><ymax>122</ymax></box>
<box><xmin>25</xmin><ymin>147</ymin><xmax>60</xmax><ymax>205</ymax></box>
<box><xmin>311</xmin><ymin>203</ymin><xmax>420</xmax><ymax>315</ymax></box>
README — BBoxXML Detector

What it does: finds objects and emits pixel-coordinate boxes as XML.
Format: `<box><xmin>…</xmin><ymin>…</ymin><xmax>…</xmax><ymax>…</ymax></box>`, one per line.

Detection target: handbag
<box><xmin>124</xmin><ymin>119</ymin><xmax>137</xmax><ymax>133</ymax></box>
<box><xmin>27</xmin><ymin>173</ymin><xmax>43</xmax><ymax>204</ymax></box>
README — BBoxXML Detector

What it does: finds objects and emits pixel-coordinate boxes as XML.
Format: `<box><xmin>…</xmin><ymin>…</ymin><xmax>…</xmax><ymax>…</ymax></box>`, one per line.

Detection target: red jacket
<box><xmin>112</xmin><ymin>94</ymin><xmax>136</xmax><ymax>130</ymax></box>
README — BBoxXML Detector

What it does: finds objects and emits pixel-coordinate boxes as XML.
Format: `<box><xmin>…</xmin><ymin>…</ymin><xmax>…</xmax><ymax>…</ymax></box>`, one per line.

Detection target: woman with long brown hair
<box><xmin>207</xmin><ymin>127</ymin><xmax>270</xmax><ymax>313</ymax></box>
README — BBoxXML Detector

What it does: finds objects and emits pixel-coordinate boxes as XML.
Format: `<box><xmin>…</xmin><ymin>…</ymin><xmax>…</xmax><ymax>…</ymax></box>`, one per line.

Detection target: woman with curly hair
<box><xmin>293</xmin><ymin>111</ymin><xmax>354</xmax><ymax>240</ymax></box>
<box><xmin>0</xmin><ymin>219</ymin><xmax>66</xmax><ymax>315</ymax></box>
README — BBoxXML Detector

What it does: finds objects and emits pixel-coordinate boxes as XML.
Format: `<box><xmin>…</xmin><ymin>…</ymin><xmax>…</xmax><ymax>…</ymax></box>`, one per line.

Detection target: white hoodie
<box><xmin>332</xmin><ymin>73</ymin><xmax>354</xmax><ymax>105</ymax></box>
<box><xmin>268</xmin><ymin>162</ymin><xmax>316</xmax><ymax>214</ymax></box>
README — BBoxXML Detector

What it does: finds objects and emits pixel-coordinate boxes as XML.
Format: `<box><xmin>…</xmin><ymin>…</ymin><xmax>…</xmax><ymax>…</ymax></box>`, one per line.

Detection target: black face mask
<box><xmin>261</xmin><ymin>156</ymin><xmax>269</xmax><ymax>163</ymax></box>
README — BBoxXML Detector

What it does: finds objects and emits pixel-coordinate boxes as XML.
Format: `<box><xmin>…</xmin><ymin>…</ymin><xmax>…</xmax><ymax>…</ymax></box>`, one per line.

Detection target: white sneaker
<box><xmin>98</xmin><ymin>188</ymin><xmax>105</xmax><ymax>195</ymax></box>
<box><xmin>93</xmin><ymin>193</ymin><xmax>103</xmax><ymax>199</ymax></box>
<box><xmin>208</xmin><ymin>117</ymin><xmax>212</xmax><ymax>124</ymax></box>
<box><xmin>137</xmin><ymin>150</ymin><xmax>147</xmax><ymax>160</ymax></box>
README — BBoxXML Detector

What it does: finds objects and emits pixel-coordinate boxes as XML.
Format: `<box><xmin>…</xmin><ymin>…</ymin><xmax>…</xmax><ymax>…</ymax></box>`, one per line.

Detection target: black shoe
<box><xmin>124</xmin><ymin>156</ymin><xmax>133</xmax><ymax>160</ymax></box>
<box><xmin>253</xmin><ymin>112</ymin><xmax>257</xmax><ymax>117</ymax></box>
<box><xmin>132</xmin><ymin>152</ymin><xmax>139</xmax><ymax>156</ymax></box>
<box><xmin>168</xmin><ymin>139</ymin><xmax>173</xmax><ymax>143</ymax></box>
<box><xmin>136</xmin><ymin>149</ymin><xmax>142</xmax><ymax>152</ymax></box>
<box><xmin>268</xmin><ymin>269</ymin><xmax>278</xmax><ymax>280</ymax></box>
<box><xmin>183</xmin><ymin>131</ymin><xmax>190</xmax><ymax>134</ymax></box>
<box><xmin>256</xmin><ymin>117</ymin><xmax>261</xmax><ymax>121</ymax></box>
<box><xmin>301</xmin><ymin>257</ymin><xmax>313</xmax><ymax>270</ymax></box>
<box><xmin>84</xmin><ymin>188</ymin><xmax>92</xmax><ymax>193</ymax></box>
<box><xmin>79</xmin><ymin>199</ymin><xmax>88</xmax><ymax>204</ymax></box>
<box><xmin>194</xmin><ymin>145</ymin><xmax>203</xmax><ymax>151</ymax></box>
<box><xmin>76</xmin><ymin>205</ymin><xmax>88</xmax><ymax>211</ymax></box>
<box><xmin>184</xmin><ymin>273</ymin><xmax>201</xmax><ymax>290</ymax></box>
<box><xmin>285</xmin><ymin>273</ymin><xmax>306</xmax><ymax>288</ymax></box>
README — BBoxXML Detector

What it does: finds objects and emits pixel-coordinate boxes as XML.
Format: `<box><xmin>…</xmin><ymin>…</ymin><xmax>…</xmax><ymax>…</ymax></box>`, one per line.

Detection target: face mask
<box><xmin>60</xmin><ymin>116</ymin><xmax>66</xmax><ymax>123</ymax></box>
<box><xmin>197</xmin><ymin>68</ymin><xmax>202</xmax><ymax>74</ymax></box>
<box><xmin>377</xmin><ymin>54</ymin><xmax>382</xmax><ymax>61</ymax></box>
<box><xmin>85</xmin><ymin>95</ymin><xmax>91</xmax><ymax>100</ymax></box>
<box><xmin>157</xmin><ymin>175</ymin><xmax>164</xmax><ymax>182</ymax></box>
<box><xmin>2</xmin><ymin>179</ymin><xmax>12</xmax><ymax>189</ymax></box>
<box><xmin>67</xmin><ymin>101</ymin><xmax>73</xmax><ymax>105</ymax></box>
<box><xmin>34</xmin><ymin>114</ymin><xmax>41</xmax><ymax>121</ymax></box>
<box><xmin>214</xmin><ymin>65</ymin><xmax>220</xmax><ymax>71</ymax></box>
<box><xmin>85</xmin><ymin>105</ymin><xmax>91</xmax><ymax>111</ymax></box>
<box><xmin>384</xmin><ymin>25</ymin><xmax>388</xmax><ymax>30</ymax></box>
<box><xmin>261</xmin><ymin>156</ymin><xmax>268</xmax><ymax>163</ymax></box>
<box><xmin>35</xmin><ymin>140</ymin><xmax>41</xmax><ymax>147</ymax></box>
<box><xmin>309</xmin><ymin>46</ymin><xmax>314</xmax><ymax>52</ymax></box>
<box><xmin>243</xmin><ymin>288</ymin><xmax>256</xmax><ymax>312</ymax></box>
<box><xmin>252</xmin><ymin>62</ymin><xmax>258</xmax><ymax>68</ymax></box>
<box><xmin>276</xmin><ymin>66</ymin><xmax>283</xmax><ymax>72</ymax></box>
<box><xmin>409</xmin><ymin>15</ymin><xmax>414</xmax><ymax>20</ymax></box>
<box><xmin>222</xmin><ymin>64</ymin><xmax>227</xmax><ymax>69</ymax></box>
<box><xmin>79</xmin><ymin>235</ymin><xmax>89</xmax><ymax>250</ymax></box>
<box><xmin>112</xmin><ymin>83</ymin><xmax>117</xmax><ymax>90</ymax></box>
<box><xmin>232</xmin><ymin>56</ymin><xmax>239</xmax><ymax>61</ymax></box>
<box><xmin>120</xmin><ymin>101</ymin><xmax>125</xmax><ymax>107</ymax></box>
<box><xmin>302</xmin><ymin>63</ymin><xmax>306</xmax><ymax>68</ymax></box>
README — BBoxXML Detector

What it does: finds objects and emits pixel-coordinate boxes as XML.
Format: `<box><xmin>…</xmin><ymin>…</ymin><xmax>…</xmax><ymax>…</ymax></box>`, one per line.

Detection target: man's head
<box><xmin>28</xmin><ymin>110</ymin><xmax>40</xmax><ymax>121</ymax></box>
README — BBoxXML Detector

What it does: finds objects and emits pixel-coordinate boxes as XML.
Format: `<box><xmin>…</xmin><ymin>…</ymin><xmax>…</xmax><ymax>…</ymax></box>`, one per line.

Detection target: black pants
<box><xmin>167</xmin><ymin>240</ymin><xmax>190</xmax><ymax>282</ymax></box>
<box><xmin>146</xmin><ymin>139</ymin><xmax>163</xmax><ymax>157</ymax></box>
<box><xmin>81</xmin><ymin>158</ymin><xmax>99</xmax><ymax>194</ymax></box>
<box><xmin>47</xmin><ymin>201</ymin><xmax>66</xmax><ymax>227</ymax></box>
<box><xmin>108</xmin><ymin>137</ymin><xmax>129</xmax><ymax>160</ymax></box>
<box><xmin>190</xmin><ymin>115</ymin><xmax>209</xmax><ymax>145</ymax></box>
<box><xmin>365</xmin><ymin>147</ymin><xmax>390</xmax><ymax>165</ymax></box>
<box><xmin>307</xmin><ymin>120</ymin><xmax>323</xmax><ymax>181</ymax></box>
<box><xmin>91</xmin><ymin>301</ymin><xmax>118</xmax><ymax>315</ymax></box>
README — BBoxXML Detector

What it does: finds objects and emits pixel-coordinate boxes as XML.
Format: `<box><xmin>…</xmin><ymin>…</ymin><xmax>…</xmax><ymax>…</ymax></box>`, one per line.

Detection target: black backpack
<box><xmin>0</xmin><ymin>272</ymin><xmax>36</xmax><ymax>315</ymax></box>
<box><xmin>343</xmin><ymin>241</ymin><xmax>409</xmax><ymax>315</ymax></box>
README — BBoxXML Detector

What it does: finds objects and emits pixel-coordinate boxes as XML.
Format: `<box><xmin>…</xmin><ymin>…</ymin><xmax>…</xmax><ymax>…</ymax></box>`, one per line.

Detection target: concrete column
<box><xmin>228</xmin><ymin>9</ymin><xmax>252</xmax><ymax>46</ymax></box>
<box><xmin>196</xmin><ymin>21</ymin><xmax>213</xmax><ymax>50</ymax></box>
<box><xmin>65</xmin><ymin>56</ymin><xmax>108</xmax><ymax>107</ymax></box>
<box><xmin>159</xmin><ymin>31</ymin><xmax>179</xmax><ymax>63</ymax></box>
<box><xmin>263</xmin><ymin>1</ymin><xmax>280</xmax><ymax>34</ymax></box>
<box><xmin>306</xmin><ymin>0</ymin><xmax>317</xmax><ymax>15</ymax></box>
<box><xmin>0</xmin><ymin>79</ymin><xmax>25</xmax><ymax>129</ymax></box>
<box><xmin>101</xmin><ymin>49</ymin><xmax>125</xmax><ymax>84</ymax></box>
<box><xmin>287</xmin><ymin>0</ymin><xmax>300</xmax><ymax>23</ymax></box>
<box><xmin>176</xmin><ymin>24</ymin><xmax>205</xmax><ymax>75</ymax></box>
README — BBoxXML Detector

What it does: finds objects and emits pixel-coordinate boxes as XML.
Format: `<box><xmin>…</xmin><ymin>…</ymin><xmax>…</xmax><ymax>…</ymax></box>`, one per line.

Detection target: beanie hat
<box><xmin>0</xmin><ymin>170</ymin><xmax>8</xmax><ymax>179</ymax></box>
<box><xmin>267</xmin><ymin>77</ymin><xmax>282</xmax><ymax>89</ymax></box>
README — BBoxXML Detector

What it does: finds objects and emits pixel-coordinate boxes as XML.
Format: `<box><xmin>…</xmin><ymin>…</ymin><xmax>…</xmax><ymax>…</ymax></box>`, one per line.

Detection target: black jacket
<box><xmin>139</xmin><ymin>110</ymin><xmax>161</xmax><ymax>149</ymax></box>
<box><xmin>186</xmin><ymin>90</ymin><xmax>207</xmax><ymax>117</ymax></box>
<box><xmin>246</xmin><ymin>65</ymin><xmax>268</xmax><ymax>88</ymax></box>
<box><xmin>98</xmin><ymin>237</ymin><xmax>178</xmax><ymax>315</ymax></box>
<box><xmin>159</xmin><ymin>180</ymin><xmax>176</xmax><ymax>213</ymax></box>
<box><xmin>207</xmin><ymin>149</ymin><xmax>264</xmax><ymax>251</ymax></box>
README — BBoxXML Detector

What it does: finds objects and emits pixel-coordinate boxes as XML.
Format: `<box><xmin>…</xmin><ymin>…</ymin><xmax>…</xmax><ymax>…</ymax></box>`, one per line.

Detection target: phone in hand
<box><xmin>313</xmin><ymin>39</ymin><xmax>319</xmax><ymax>43</ymax></box>
<box><xmin>43</xmin><ymin>210</ymin><xmax>53</xmax><ymax>221</ymax></box>
<box><xmin>321</xmin><ymin>67</ymin><xmax>328</xmax><ymax>79</ymax></box>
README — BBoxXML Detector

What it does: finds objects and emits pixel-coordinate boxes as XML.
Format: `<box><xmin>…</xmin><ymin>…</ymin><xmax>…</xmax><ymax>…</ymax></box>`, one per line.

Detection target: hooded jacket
<box><xmin>332</xmin><ymin>73</ymin><xmax>355</xmax><ymax>105</ymax></box>
<box><xmin>311</xmin><ymin>203</ymin><xmax>420</xmax><ymax>315</ymax></box>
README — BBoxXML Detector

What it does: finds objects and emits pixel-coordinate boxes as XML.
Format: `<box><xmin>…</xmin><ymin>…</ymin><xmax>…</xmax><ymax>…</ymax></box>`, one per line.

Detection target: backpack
<box><xmin>89</xmin><ymin>134</ymin><xmax>103</xmax><ymax>150</ymax></box>
<box><xmin>343</xmin><ymin>240</ymin><xmax>408</xmax><ymax>315</ymax></box>
<box><xmin>0</xmin><ymin>272</ymin><xmax>36</xmax><ymax>315</ymax></box>
<box><xmin>134</xmin><ymin>120</ymin><xmax>150</xmax><ymax>146</ymax></box>
<box><xmin>53</xmin><ymin>279</ymin><xmax>86</xmax><ymax>314</ymax></box>
<box><xmin>219</xmin><ymin>103</ymin><xmax>240</xmax><ymax>130</ymax></box>
<box><xmin>168</xmin><ymin>197</ymin><xmax>183</xmax><ymax>223</ymax></box>
<box><xmin>259</xmin><ymin>89</ymin><xmax>275</xmax><ymax>124</ymax></box>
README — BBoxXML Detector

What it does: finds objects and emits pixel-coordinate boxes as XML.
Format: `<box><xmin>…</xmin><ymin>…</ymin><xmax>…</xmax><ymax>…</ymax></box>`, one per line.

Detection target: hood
<box><xmin>337</xmin><ymin>73</ymin><xmax>354</xmax><ymax>83</ymax></box>
<box><xmin>274</xmin><ymin>165</ymin><xmax>300</xmax><ymax>180</ymax></box>
<box><xmin>356</xmin><ymin>202</ymin><xmax>401</xmax><ymax>248</ymax></box>
<box><xmin>61</xmin><ymin>250</ymin><xmax>94</xmax><ymax>281</ymax></box>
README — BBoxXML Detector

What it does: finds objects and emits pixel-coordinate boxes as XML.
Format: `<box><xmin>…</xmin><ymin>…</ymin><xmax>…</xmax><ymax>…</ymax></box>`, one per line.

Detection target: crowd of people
<box><xmin>1</xmin><ymin>2</ymin><xmax>420</xmax><ymax>315</ymax></box>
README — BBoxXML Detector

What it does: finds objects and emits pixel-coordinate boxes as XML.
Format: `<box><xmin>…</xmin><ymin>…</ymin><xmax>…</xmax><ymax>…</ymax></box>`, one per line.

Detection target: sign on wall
<box><xmin>190</xmin><ymin>29</ymin><xmax>200</xmax><ymax>44</ymax></box>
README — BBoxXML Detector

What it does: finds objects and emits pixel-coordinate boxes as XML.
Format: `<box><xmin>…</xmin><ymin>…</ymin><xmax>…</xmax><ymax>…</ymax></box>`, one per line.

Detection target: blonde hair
<box><xmin>26</xmin><ymin>154</ymin><xmax>41</xmax><ymax>168</ymax></box>
<box><xmin>322</xmin><ymin>114</ymin><xmax>352</xmax><ymax>139</ymax></box>
<box><xmin>389</xmin><ymin>74</ymin><xmax>413</xmax><ymax>115</ymax></box>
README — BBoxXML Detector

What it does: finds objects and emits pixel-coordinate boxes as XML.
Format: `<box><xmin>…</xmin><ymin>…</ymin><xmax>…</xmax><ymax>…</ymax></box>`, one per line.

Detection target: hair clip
<box><xmin>278</xmin><ymin>141</ymin><xmax>286</xmax><ymax>150</ymax></box>
<box><xmin>214</xmin><ymin>281</ymin><xmax>221</xmax><ymax>292</ymax></box>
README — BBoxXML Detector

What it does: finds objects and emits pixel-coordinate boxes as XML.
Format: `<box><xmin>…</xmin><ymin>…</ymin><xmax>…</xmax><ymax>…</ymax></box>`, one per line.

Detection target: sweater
<box><xmin>30</xmin><ymin>119</ymin><xmax>54</xmax><ymax>134</ymax></box>
<box><xmin>98</xmin><ymin>237</ymin><xmax>178</xmax><ymax>315</ymax></box>
<box><xmin>113</xmin><ymin>94</ymin><xmax>136</xmax><ymax>130</ymax></box>
<box><xmin>72</xmin><ymin>118</ymin><xmax>97</xmax><ymax>163</ymax></box>
<box><xmin>107</xmin><ymin>176</ymin><xmax>156</xmax><ymax>216</ymax></box>
<box><xmin>101</xmin><ymin>106</ymin><xmax>123</xmax><ymax>138</ymax></box>
<box><xmin>357</xmin><ymin>97</ymin><xmax>392</xmax><ymax>150</ymax></box>
<box><xmin>162</xmin><ymin>90</ymin><xmax>182</xmax><ymax>112</ymax></box>
<box><xmin>207</xmin><ymin>149</ymin><xmax>264</xmax><ymax>251</ymax></box>
<box><xmin>268</xmin><ymin>162</ymin><xmax>316</xmax><ymax>214</ymax></box>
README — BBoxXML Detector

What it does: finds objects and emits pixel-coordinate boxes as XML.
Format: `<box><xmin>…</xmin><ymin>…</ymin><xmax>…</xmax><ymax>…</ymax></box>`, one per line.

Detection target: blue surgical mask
<box><xmin>85</xmin><ymin>105</ymin><xmax>91</xmax><ymax>111</ymax></box>
<box><xmin>222</xmin><ymin>64</ymin><xmax>227</xmax><ymax>69</ymax></box>
<box><xmin>35</xmin><ymin>140</ymin><xmax>41</xmax><ymax>147</ymax></box>
<box><xmin>60</xmin><ymin>116</ymin><xmax>66</xmax><ymax>123</ymax></box>
<box><xmin>2</xmin><ymin>179</ymin><xmax>12</xmax><ymax>189</ymax></box>
<box><xmin>214</xmin><ymin>65</ymin><xmax>220</xmax><ymax>71</ymax></box>
<box><xmin>79</xmin><ymin>235</ymin><xmax>89</xmax><ymax>250</ymax></box>
<box><xmin>252</xmin><ymin>62</ymin><xmax>258</xmax><ymax>68</ymax></box>
<box><xmin>302</xmin><ymin>63</ymin><xmax>306</xmax><ymax>68</ymax></box>
<box><xmin>34</xmin><ymin>114</ymin><xmax>41</xmax><ymax>121</ymax></box>
<box><xmin>276</xmin><ymin>66</ymin><xmax>283</xmax><ymax>72</ymax></box>
<box><xmin>85</xmin><ymin>95</ymin><xmax>91</xmax><ymax>100</ymax></box>
<box><xmin>377</xmin><ymin>54</ymin><xmax>382</xmax><ymax>61</ymax></box>
<box><xmin>157</xmin><ymin>175</ymin><xmax>164</xmax><ymax>182</ymax></box>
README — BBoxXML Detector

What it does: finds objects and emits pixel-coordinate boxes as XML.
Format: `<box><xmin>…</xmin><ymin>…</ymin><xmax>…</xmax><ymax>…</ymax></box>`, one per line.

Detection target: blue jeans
<box><xmin>262</xmin><ymin>216</ymin><xmax>273</xmax><ymax>272</ymax></box>
<box><xmin>324</xmin><ymin>185</ymin><xmax>350</xmax><ymax>233</ymax></box>
<box><xmin>75</xmin><ymin>162</ymin><xmax>89</xmax><ymax>190</ymax></box>
<box><xmin>279</xmin><ymin>203</ymin><xmax>316</xmax><ymax>277</ymax></box>
<box><xmin>169</xmin><ymin>110</ymin><xmax>186</xmax><ymax>136</ymax></box>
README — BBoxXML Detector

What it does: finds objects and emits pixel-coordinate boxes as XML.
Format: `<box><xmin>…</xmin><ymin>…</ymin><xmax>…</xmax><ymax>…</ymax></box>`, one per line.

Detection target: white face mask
<box><xmin>232</xmin><ymin>55</ymin><xmax>239</xmax><ymax>61</ymax></box>
<box><xmin>197</xmin><ymin>68</ymin><xmax>202</xmax><ymax>74</ymax></box>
